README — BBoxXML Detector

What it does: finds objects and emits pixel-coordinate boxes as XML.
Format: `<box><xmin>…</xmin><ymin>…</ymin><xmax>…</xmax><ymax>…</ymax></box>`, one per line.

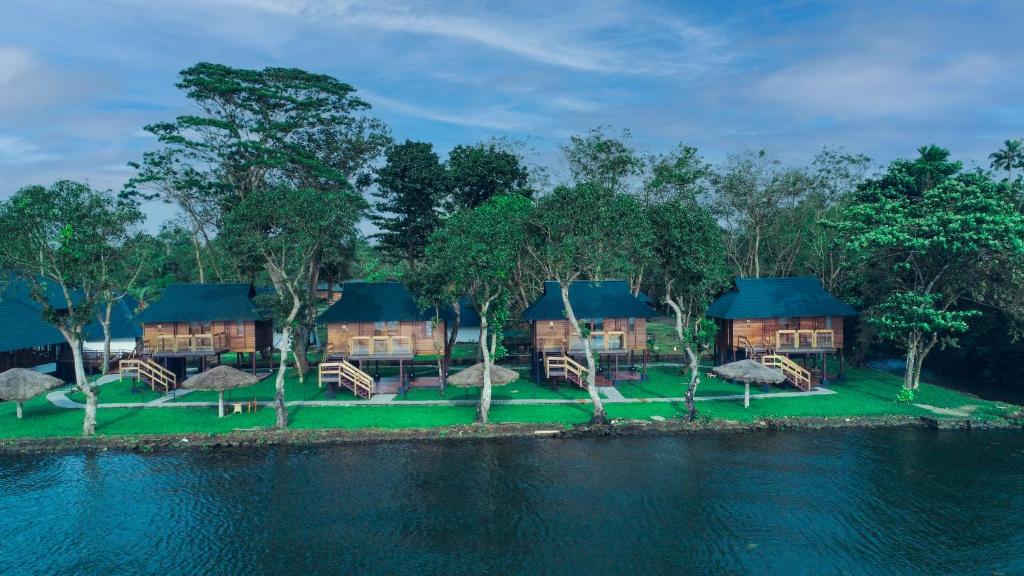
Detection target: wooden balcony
<box><xmin>146</xmin><ymin>333</ymin><xmax>229</xmax><ymax>357</ymax></box>
<box><xmin>552</xmin><ymin>331</ymin><xmax>628</xmax><ymax>355</ymax></box>
<box><xmin>347</xmin><ymin>335</ymin><xmax>415</xmax><ymax>359</ymax></box>
<box><xmin>774</xmin><ymin>329</ymin><xmax>835</xmax><ymax>352</ymax></box>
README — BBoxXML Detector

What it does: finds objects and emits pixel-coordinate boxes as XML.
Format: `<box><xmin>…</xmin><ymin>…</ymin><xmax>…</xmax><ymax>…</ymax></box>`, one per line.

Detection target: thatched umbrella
<box><xmin>0</xmin><ymin>368</ymin><xmax>65</xmax><ymax>419</ymax></box>
<box><xmin>447</xmin><ymin>363</ymin><xmax>520</xmax><ymax>387</ymax></box>
<box><xmin>712</xmin><ymin>360</ymin><xmax>786</xmax><ymax>408</ymax></box>
<box><xmin>183</xmin><ymin>365</ymin><xmax>260</xmax><ymax>417</ymax></box>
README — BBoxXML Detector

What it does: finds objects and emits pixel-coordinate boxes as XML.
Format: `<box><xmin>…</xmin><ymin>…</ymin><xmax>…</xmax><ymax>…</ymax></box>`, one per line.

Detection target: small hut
<box><xmin>447</xmin><ymin>363</ymin><xmax>520</xmax><ymax>387</ymax></box>
<box><xmin>183</xmin><ymin>365</ymin><xmax>261</xmax><ymax>417</ymax></box>
<box><xmin>712</xmin><ymin>359</ymin><xmax>787</xmax><ymax>408</ymax></box>
<box><xmin>0</xmin><ymin>368</ymin><xmax>64</xmax><ymax>419</ymax></box>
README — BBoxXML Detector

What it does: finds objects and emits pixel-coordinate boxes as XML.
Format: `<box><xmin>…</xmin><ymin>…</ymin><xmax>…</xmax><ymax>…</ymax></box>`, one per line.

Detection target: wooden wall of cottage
<box><xmin>326</xmin><ymin>321</ymin><xmax>445</xmax><ymax>356</ymax></box>
<box><xmin>142</xmin><ymin>321</ymin><xmax>272</xmax><ymax>353</ymax></box>
<box><xmin>716</xmin><ymin>316</ymin><xmax>845</xmax><ymax>359</ymax></box>
<box><xmin>532</xmin><ymin>317</ymin><xmax>648</xmax><ymax>352</ymax></box>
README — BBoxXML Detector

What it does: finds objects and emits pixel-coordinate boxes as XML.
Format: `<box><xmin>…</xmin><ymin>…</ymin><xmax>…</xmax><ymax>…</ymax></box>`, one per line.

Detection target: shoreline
<box><xmin>1</xmin><ymin>414</ymin><xmax>1019</xmax><ymax>455</ymax></box>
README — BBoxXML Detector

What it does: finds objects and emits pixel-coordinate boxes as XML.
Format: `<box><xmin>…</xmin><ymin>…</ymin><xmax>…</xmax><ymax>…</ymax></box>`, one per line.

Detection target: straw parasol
<box><xmin>183</xmin><ymin>365</ymin><xmax>260</xmax><ymax>417</ymax></box>
<box><xmin>712</xmin><ymin>360</ymin><xmax>786</xmax><ymax>408</ymax></box>
<box><xmin>0</xmin><ymin>368</ymin><xmax>65</xmax><ymax>419</ymax></box>
<box><xmin>447</xmin><ymin>363</ymin><xmax>520</xmax><ymax>387</ymax></box>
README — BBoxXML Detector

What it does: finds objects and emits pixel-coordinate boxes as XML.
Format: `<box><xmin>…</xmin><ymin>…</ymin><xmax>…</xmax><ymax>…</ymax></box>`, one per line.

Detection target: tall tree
<box><xmin>710</xmin><ymin>149</ymin><xmax>812</xmax><ymax>278</ymax></box>
<box><xmin>445</xmin><ymin>142</ymin><xmax>532</xmax><ymax>211</ymax></box>
<box><xmin>989</xmin><ymin>139</ymin><xmax>1024</xmax><ymax>181</ymax></box>
<box><xmin>526</xmin><ymin>183</ymin><xmax>642</xmax><ymax>424</ymax></box>
<box><xmin>0</xmin><ymin>181</ymin><xmax>144</xmax><ymax>436</ymax></box>
<box><xmin>222</xmin><ymin>185</ymin><xmax>363</xmax><ymax>427</ymax></box>
<box><xmin>422</xmin><ymin>194</ymin><xmax>532</xmax><ymax>422</ymax></box>
<box><xmin>562</xmin><ymin>126</ymin><xmax>643</xmax><ymax>195</ymax></box>
<box><xmin>370</xmin><ymin>140</ymin><xmax>448</xmax><ymax>271</ymax></box>
<box><xmin>648</xmin><ymin>197</ymin><xmax>728</xmax><ymax>420</ymax></box>
<box><xmin>834</xmin><ymin>146</ymin><xmax>1024</xmax><ymax>392</ymax></box>
<box><xmin>132</xmin><ymin>62</ymin><xmax>379</xmax><ymax>381</ymax></box>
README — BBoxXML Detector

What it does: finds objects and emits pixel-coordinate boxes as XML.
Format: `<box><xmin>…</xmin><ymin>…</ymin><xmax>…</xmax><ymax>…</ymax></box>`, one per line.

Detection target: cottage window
<box><xmin>374</xmin><ymin>322</ymin><xmax>386</xmax><ymax>335</ymax></box>
<box><xmin>387</xmin><ymin>321</ymin><xmax>399</xmax><ymax>334</ymax></box>
<box><xmin>593</xmin><ymin>318</ymin><xmax>604</xmax><ymax>331</ymax></box>
<box><xmin>189</xmin><ymin>322</ymin><xmax>202</xmax><ymax>334</ymax></box>
<box><xmin>825</xmin><ymin>316</ymin><xmax>833</xmax><ymax>329</ymax></box>
<box><xmin>236</xmin><ymin>321</ymin><xmax>245</xmax><ymax>336</ymax></box>
<box><xmin>425</xmin><ymin>321</ymin><xmax>433</xmax><ymax>336</ymax></box>
<box><xmin>779</xmin><ymin>317</ymin><xmax>790</xmax><ymax>328</ymax></box>
<box><xmin>628</xmin><ymin>317</ymin><xmax>635</xmax><ymax>333</ymax></box>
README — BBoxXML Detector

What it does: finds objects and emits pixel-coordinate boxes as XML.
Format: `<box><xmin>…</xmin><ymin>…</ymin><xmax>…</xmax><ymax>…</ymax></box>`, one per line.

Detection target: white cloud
<box><xmin>0</xmin><ymin>135</ymin><xmax>58</xmax><ymax>165</ymax></box>
<box><xmin>753</xmin><ymin>44</ymin><xmax>1005</xmax><ymax>120</ymax></box>
<box><xmin>365</xmin><ymin>91</ymin><xmax>547</xmax><ymax>132</ymax></box>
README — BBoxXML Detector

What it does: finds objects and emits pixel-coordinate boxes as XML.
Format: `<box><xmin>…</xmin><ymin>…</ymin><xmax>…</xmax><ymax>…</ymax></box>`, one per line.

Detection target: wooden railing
<box><xmin>319</xmin><ymin>360</ymin><xmax>374</xmax><ymax>398</ymax></box>
<box><xmin>566</xmin><ymin>331</ymin><xmax>628</xmax><ymax>352</ymax></box>
<box><xmin>348</xmin><ymin>336</ymin><xmax>414</xmax><ymax>357</ymax></box>
<box><xmin>119</xmin><ymin>358</ymin><xmax>177</xmax><ymax>393</ymax></box>
<box><xmin>544</xmin><ymin>355</ymin><xmax>588</xmax><ymax>389</ymax></box>
<box><xmin>151</xmin><ymin>333</ymin><xmax>228</xmax><ymax>354</ymax></box>
<box><xmin>775</xmin><ymin>329</ymin><xmax>835</xmax><ymax>350</ymax></box>
<box><xmin>760</xmin><ymin>354</ymin><xmax>813</xmax><ymax>391</ymax></box>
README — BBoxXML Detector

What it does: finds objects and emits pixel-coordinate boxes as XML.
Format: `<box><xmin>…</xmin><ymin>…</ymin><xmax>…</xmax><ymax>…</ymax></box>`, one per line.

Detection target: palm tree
<box><xmin>989</xmin><ymin>139</ymin><xmax>1024</xmax><ymax>181</ymax></box>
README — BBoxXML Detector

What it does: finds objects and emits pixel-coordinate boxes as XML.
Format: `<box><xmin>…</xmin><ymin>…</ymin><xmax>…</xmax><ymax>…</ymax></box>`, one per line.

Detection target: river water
<box><xmin>1</xmin><ymin>429</ymin><xmax>1022</xmax><ymax>575</ymax></box>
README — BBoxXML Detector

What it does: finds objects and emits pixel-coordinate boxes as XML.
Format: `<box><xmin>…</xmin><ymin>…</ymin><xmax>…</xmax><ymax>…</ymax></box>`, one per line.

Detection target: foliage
<box><xmin>561</xmin><ymin>126</ymin><xmax>643</xmax><ymax>194</ymax></box>
<box><xmin>835</xmin><ymin>145</ymin><xmax>1024</xmax><ymax>389</ymax></box>
<box><xmin>370</xmin><ymin>140</ymin><xmax>448</xmax><ymax>269</ymax></box>
<box><xmin>445</xmin><ymin>142</ymin><xmax>532</xmax><ymax>211</ymax></box>
<box><xmin>895</xmin><ymin>386</ymin><xmax>916</xmax><ymax>404</ymax></box>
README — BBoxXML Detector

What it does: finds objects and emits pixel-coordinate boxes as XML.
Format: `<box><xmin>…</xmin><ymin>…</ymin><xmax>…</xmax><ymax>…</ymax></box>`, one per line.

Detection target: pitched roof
<box><xmin>135</xmin><ymin>283</ymin><xmax>265</xmax><ymax>323</ymax></box>
<box><xmin>521</xmin><ymin>280</ymin><xmax>655</xmax><ymax>321</ymax></box>
<box><xmin>706</xmin><ymin>276</ymin><xmax>857</xmax><ymax>320</ymax></box>
<box><xmin>0</xmin><ymin>299</ymin><xmax>64</xmax><ymax>353</ymax></box>
<box><xmin>317</xmin><ymin>282</ymin><xmax>452</xmax><ymax>324</ymax></box>
<box><xmin>82</xmin><ymin>297</ymin><xmax>142</xmax><ymax>341</ymax></box>
<box><xmin>0</xmin><ymin>276</ymin><xmax>139</xmax><ymax>351</ymax></box>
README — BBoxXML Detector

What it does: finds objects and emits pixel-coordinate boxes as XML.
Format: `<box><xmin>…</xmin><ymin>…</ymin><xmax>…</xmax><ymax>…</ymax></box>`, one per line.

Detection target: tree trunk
<box><xmin>100</xmin><ymin>302</ymin><xmax>113</xmax><ymax>375</ymax></box>
<box><xmin>443</xmin><ymin>299</ymin><xmax>461</xmax><ymax>384</ymax></box>
<box><xmin>218</xmin><ymin>391</ymin><xmax>225</xmax><ymax>418</ymax></box>
<box><xmin>16</xmin><ymin>401</ymin><xmax>23</xmax><ymax>419</ymax></box>
<box><xmin>912</xmin><ymin>333</ymin><xmax>939</xmax><ymax>390</ymax></box>
<box><xmin>274</xmin><ymin>324</ymin><xmax>291</xmax><ymax>428</ymax></box>
<box><xmin>191</xmin><ymin>230</ymin><xmax>205</xmax><ymax>283</ymax></box>
<box><xmin>70</xmin><ymin>338</ymin><xmax>97</xmax><ymax>436</ymax></box>
<box><xmin>664</xmin><ymin>294</ymin><xmax>700</xmax><ymax>421</ymax></box>
<box><xmin>477</xmin><ymin>315</ymin><xmax>492</xmax><ymax>424</ymax></box>
<box><xmin>903</xmin><ymin>333</ymin><xmax>918</xmax><ymax>390</ymax></box>
<box><xmin>560</xmin><ymin>284</ymin><xmax>607</xmax><ymax>424</ymax></box>
<box><xmin>292</xmin><ymin>325</ymin><xmax>310</xmax><ymax>383</ymax></box>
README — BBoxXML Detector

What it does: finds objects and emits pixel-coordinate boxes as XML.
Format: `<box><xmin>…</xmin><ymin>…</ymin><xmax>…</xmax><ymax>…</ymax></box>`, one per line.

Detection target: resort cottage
<box><xmin>707</xmin><ymin>276</ymin><xmax>857</xmax><ymax>388</ymax></box>
<box><xmin>0</xmin><ymin>276</ymin><xmax>140</xmax><ymax>376</ymax></box>
<box><xmin>135</xmin><ymin>283</ymin><xmax>273</xmax><ymax>380</ymax></box>
<box><xmin>317</xmin><ymin>282</ymin><xmax>450</xmax><ymax>395</ymax></box>
<box><xmin>523</xmin><ymin>280</ymin><xmax>655</xmax><ymax>385</ymax></box>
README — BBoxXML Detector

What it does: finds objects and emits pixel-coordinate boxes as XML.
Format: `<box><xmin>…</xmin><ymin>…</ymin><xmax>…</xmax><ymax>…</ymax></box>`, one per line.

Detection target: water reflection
<box><xmin>0</xmin><ymin>430</ymin><xmax>1022</xmax><ymax>575</ymax></box>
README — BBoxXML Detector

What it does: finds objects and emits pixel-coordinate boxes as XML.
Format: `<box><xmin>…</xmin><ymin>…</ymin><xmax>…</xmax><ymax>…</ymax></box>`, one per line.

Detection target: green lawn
<box><xmin>66</xmin><ymin>378</ymin><xmax>164</xmax><ymax>405</ymax></box>
<box><xmin>0</xmin><ymin>364</ymin><xmax>1017</xmax><ymax>440</ymax></box>
<box><xmin>646</xmin><ymin>317</ymin><xmax>686</xmax><ymax>353</ymax></box>
<box><xmin>402</xmin><ymin>369</ymin><xmax>599</xmax><ymax>402</ymax></box>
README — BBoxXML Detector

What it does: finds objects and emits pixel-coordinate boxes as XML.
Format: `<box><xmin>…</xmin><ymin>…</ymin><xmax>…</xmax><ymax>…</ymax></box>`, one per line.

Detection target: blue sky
<box><xmin>1</xmin><ymin>0</ymin><xmax>1022</xmax><ymax>226</ymax></box>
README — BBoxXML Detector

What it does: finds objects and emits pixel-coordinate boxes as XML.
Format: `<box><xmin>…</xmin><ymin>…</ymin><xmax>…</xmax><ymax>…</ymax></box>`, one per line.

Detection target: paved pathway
<box><xmin>45</xmin><ymin>382</ymin><xmax>835</xmax><ymax>410</ymax></box>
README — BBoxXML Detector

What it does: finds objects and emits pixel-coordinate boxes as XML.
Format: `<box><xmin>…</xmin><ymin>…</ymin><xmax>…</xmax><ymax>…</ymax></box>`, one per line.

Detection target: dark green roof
<box><xmin>317</xmin><ymin>282</ymin><xmax>451</xmax><ymax>324</ymax></box>
<box><xmin>0</xmin><ymin>276</ymin><xmax>139</xmax><ymax>351</ymax></box>
<box><xmin>706</xmin><ymin>276</ymin><xmax>857</xmax><ymax>320</ymax></box>
<box><xmin>0</xmin><ymin>299</ymin><xmax>64</xmax><ymax>353</ymax></box>
<box><xmin>135</xmin><ymin>284</ymin><xmax>265</xmax><ymax>323</ymax></box>
<box><xmin>522</xmin><ymin>280</ymin><xmax>655</xmax><ymax>321</ymax></box>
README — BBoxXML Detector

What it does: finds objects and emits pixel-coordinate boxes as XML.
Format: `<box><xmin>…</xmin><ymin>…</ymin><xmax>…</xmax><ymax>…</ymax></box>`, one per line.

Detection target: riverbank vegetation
<box><xmin>2</xmin><ymin>62</ymin><xmax>1023</xmax><ymax>437</ymax></box>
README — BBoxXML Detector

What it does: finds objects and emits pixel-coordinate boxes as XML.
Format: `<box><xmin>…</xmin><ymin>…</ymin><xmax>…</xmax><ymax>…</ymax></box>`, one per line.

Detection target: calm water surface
<box><xmin>1</xmin><ymin>430</ymin><xmax>1022</xmax><ymax>576</ymax></box>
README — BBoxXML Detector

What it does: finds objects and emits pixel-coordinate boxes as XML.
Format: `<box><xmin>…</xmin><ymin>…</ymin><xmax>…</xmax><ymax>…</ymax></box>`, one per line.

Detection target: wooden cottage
<box><xmin>319</xmin><ymin>282</ymin><xmax>448</xmax><ymax>361</ymax></box>
<box><xmin>135</xmin><ymin>283</ymin><xmax>272</xmax><ymax>377</ymax></box>
<box><xmin>523</xmin><ymin>280</ymin><xmax>654</xmax><ymax>384</ymax></box>
<box><xmin>0</xmin><ymin>276</ymin><xmax>139</xmax><ymax>376</ymax></box>
<box><xmin>315</xmin><ymin>281</ymin><xmax>344</xmax><ymax>303</ymax></box>
<box><xmin>707</xmin><ymin>277</ymin><xmax>857</xmax><ymax>380</ymax></box>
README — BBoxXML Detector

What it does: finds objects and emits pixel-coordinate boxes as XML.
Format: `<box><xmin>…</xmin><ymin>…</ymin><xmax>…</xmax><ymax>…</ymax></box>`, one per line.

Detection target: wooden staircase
<box><xmin>319</xmin><ymin>360</ymin><xmax>374</xmax><ymax>399</ymax></box>
<box><xmin>119</xmin><ymin>358</ymin><xmax>177</xmax><ymax>393</ymax></box>
<box><xmin>544</xmin><ymin>355</ymin><xmax>588</xmax><ymax>389</ymax></box>
<box><xmin>759</xmin><ymin>354</ymin><xmax>814</xmax><ymax>391</ymax></box>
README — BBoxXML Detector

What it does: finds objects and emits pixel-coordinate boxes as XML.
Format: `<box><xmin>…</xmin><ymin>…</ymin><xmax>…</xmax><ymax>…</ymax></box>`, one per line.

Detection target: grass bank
<box><xmin>1</xmin><ymin>365</ymin><xmax>1019</xmax><ymax>442</ymax></box>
